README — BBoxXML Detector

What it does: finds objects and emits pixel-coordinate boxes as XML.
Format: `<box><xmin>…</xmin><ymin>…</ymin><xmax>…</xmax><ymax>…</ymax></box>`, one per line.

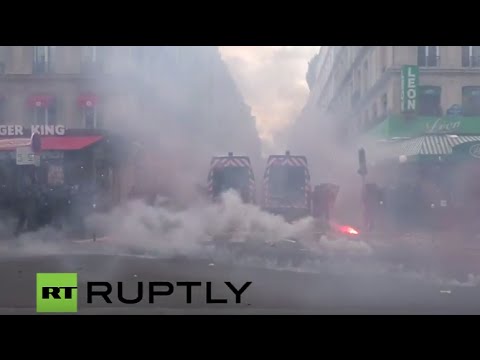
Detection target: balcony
<box><xmin>462</xmin><ymin>56</ymin><xmax>480</xmax><ymax>68</ymax></box>
<box><xmin>418</xmin><ymin>55</ymin><xmax>440</xmax><ymax>67</ymax></box>
<box><xmin>33</xmin><ymin>61</ymin><xmax>53</xmax><ymax>74</ymax></box>
<box><xmin>81</xmin><ymin>60</ymin><xmax>104</xmax><ymax>75</ymax></box>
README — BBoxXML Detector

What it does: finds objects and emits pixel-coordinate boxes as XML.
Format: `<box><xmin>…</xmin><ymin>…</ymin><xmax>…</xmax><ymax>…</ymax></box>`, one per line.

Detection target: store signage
<box><xmin>0</xmin><ymin>125</ymin><xmax>65</xmax><ymax>136</ymax></box>
<box><xmin>401</xmin><ymin>65</ymin><xmax>419</xmax><ymax>113</ymax></box>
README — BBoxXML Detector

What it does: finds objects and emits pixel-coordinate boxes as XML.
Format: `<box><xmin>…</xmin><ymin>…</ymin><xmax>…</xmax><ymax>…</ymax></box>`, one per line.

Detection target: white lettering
<box><xmin>0</xmin><ymin>124</ymin><xmax>66</xmax><ymax>137</ymax></box>
<box><xmin>31</xmin><ymin>125</ymin><xmax>40</xmax><ymax>135</ymax></box>
<box><xmin>44</xmin><ymin>125</ymin><xmax>55</xmax><ymax>136</ymax></box>
<box><xmin>55</xmin><ymin>125</ymin><xmax>65</xmax><ymax>136</ymax></box>
<box><xmin>426</xmin><ymin>118</ymin><xmax>461</xmax><ymax>133</ymax></box>
<box><xmin>402</xmin><ymin>67</ymin><xmax>417</xmax><ymax>113</ymax></box>
<box><xmin>408</xmin><ymin>99</ymin><xmax>415</xmax><ymax>110</ymax></box>
<box><xmin>401</xmin><ymin>74</ymin><xmax>405</xmax><ymax>111</ymax></box>
<box><xmin>15</xmin><ymin>125</ymin><xmax>23</xmax><ymax>136</ymax></box>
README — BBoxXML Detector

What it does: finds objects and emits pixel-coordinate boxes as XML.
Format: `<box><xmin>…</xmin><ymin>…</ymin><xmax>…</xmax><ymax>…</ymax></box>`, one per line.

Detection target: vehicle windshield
<box><xmin>212</xmin><ymin>166</ymin><xmax>250</xmax><ymax>197</ymax></box>
<box><xmin>268</xmin><ymin>164</ymin><xmax>306</xmax><ymax>202</ymax></box>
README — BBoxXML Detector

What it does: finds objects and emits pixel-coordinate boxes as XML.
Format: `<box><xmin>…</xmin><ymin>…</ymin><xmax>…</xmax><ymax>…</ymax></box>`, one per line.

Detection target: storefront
<box><xmin>0</xmin><ymin>125</ymin><xmax>132</xmax><ymax>211</ymax></box>
<box><xmin>363</xmin><ymin>115</ymin><xmax>480</xmax><ymax>140</ymax></box>
<box><xmin>361</xmin><ymin>134</ymin><xmax>480</xmax><ymax>232</ymax></box>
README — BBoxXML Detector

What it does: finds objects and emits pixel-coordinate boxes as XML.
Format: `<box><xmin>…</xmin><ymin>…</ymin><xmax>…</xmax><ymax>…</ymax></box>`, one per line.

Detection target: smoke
<box><xmin>285</xmin><ymin>100</ymin><xmax>361</xmax><ymax>224</ymax></box>
<box><xmin>86</xmin><ymin>191</ymin><xmax>373</xmax><ymax>259</ymax></box>
<box><xmin>101</xmin><ymin>46</ymin><xmax>263</xmax><ymax>206</ymax></box>
<box><xmin>2</xmin><ymin>188</ymin><xmax>480</xmax><ymax>309</ymax></box>
<box><xmin>220</xmin><ymin>46</ymin><xmax>320</xmax><ymax>150</ymax></box>
<box><xmin>3</xmin><ymin>47</ymin><xmax>480</xmax><ymax>314</ymax></box>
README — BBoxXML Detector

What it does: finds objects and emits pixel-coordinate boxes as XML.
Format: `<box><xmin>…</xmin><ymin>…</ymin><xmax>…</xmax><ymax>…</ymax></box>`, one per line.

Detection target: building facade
<box><xmin>308</xmin><ymin>46</ymin><xmax>480</xmax><ymax>139</ymax></box>
<box><xmin>0</xmin><ymin>46</ymin><xmax>262</xmax><ymax>206</ymax></box>
<box><xmin>0</xmin><ymin>46</ymin><xmax>160</xmax><ymax>131</ymax></box>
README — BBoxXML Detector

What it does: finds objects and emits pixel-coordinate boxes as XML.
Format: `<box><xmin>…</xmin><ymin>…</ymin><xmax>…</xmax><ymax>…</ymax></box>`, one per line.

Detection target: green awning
<box><xmin>395</xmin><ymin>135</ymin><xmax>480</xmax><ymax>156</ymax></box>
<box><xmin>366</xmin><ymin>135</ymin><xmax>480</xmax><ymax>164</ymax></box>
<box><xmin>365</xmin><ymin>115</ymin><xmax>480</xmax><ymax>140</ymax></box>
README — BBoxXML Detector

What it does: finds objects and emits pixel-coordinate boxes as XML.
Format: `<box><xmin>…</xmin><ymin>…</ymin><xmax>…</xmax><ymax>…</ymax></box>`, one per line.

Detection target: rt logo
<box><xmin>36</xmin><ymin>273</ymin><xmax>78</xmax><ymax>313</ymax></box>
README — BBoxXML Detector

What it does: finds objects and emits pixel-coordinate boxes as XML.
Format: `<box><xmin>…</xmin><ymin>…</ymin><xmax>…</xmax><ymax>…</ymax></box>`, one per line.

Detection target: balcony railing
<box><xmin>462</xmin><ymin>56</ymin><xmax>480</xmax><ymax>68</ymax></box>
<box><xmin>418</xmin><ymin>55</ymin><xmax>440</xmax><ymax>67</ymax></box>
<box><xmin>81</xmin><ymin>60</ymin><xmax>103</xmax><ymax>74</ymax></box>
<box><xmin>33</xmin><ymin>61</ymin><xmax>53</xmax><ymax>74</ymax></box>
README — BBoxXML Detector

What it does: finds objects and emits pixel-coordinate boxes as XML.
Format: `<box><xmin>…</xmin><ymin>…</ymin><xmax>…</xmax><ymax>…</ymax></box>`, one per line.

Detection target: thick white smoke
<box><xmin>86</xmin><ymin>191</ymin><xmax>373</xmax><ymax>259</ymax></box>
<box><xmin>2</xmin><ymin>47</ymin><xmax>480</xmax><ymax>314</ymax></box>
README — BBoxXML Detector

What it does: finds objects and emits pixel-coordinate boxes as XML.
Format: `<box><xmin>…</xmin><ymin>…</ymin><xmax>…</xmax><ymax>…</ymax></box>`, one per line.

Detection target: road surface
<box><xmin>1</xmin><ymin>245</ymin><xmax>480</xmax><ymax>314</ymax></box>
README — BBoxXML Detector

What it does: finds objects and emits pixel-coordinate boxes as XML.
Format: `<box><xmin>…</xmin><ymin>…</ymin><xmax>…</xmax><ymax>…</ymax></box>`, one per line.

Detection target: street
<box><xmin>2</xmin><ymin>236</ymin><xmax>480</xmax><ymax>314</ymax></box>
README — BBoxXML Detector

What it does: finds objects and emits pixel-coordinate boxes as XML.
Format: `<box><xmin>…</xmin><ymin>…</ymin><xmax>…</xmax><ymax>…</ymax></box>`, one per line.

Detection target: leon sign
<box><xmin>401</xmin><ymin>65</ymin><xmax>419</xmax><ymax>113</ymax></box>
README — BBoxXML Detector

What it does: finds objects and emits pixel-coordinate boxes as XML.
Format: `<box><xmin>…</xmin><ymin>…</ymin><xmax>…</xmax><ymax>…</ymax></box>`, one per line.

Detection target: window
<box><xmin>462</xmin><ymin>86</ymin><xmax>480</xmax><ymax>116</ymax></box>
<box><xmin>0</xmin><ymin>46</ymin><xmax>6</xmax><ymax>74</ymax></box>
<box><xmin>462</xmin><ymin>46</ymin><xmax>480</xmax><ymax>67</ymax></box>
<box><xmin>379</xmin><ymin>46</ymin><xmax>387</xmax><ymax>72</ymax></box>
<box><xmin>372</xmin><ymin>102</ymin><xmax>378</xmax><ymax>122</ymax></box>
<box><xmin>33</xmin><ymin>46</ymin><xmax>55</xmax><ymax>73</ymax></box>
<box><xmin>0</xmin><ymin>97</ymin><xmax>4</xmax><ymax>124</ymax></box>
<box><xmin>418</xmin><ymin>46</ymin><xmax>439</xmax><ymax>67</ymax></box>
<box><xmin>82</xmin><ymin>46</ymin><xmax>97</xmax><ymax>63</ymax></box>
<box><xmin>418</xmin><ymin>86</ymin><xmax>442</xmax><ymax>116</ymax></box>
<box><xmin>268</xmin><ymin>165</ymin><xmax>306</xmax><ymax>202</ymax></box>
<box><xmin>133</xmin><ymin>46</ymin><xmax>145</xmax><ymax>65</ymax></box>
<box><xmin>30</xmin><ymin>97</ymin><xmax>57</xmax><ymax>125</ymax></box>
<box><xmin>381</xmin><ymin>93</ymin><xmax>387</xmax><ymax>115</ymax></box>
<box><xmin>370</xmin><ymin>51</ymin><xmax>376</xmax><ymax>85</ymax></box>
<box><xmin>81</xmin><ymin>46</ymin><xmax>104</xmax><ymax>72</ymax></box>
<box><xmin>83</xmin><ymin>106</ymin><xmax>97</xmax><ymax>129</ymax></box>
<box><xmin>47</xmin><ymin>162</ymin><xmax>65</xmax><ymax>186</ymax></box>
<box><xmin>355</xmin><ymin>68</ymin><xmax>361</xmax><ymax>92</ymax></box>
<box><xmin>212</xmin><ymin>167</ymin><xmax>250</xmax><ymax>198</ymax></box>
<box><xmin>363</xmin><ymin>61</ymin><xmax>369</xmax><ymax>93</ymax></box>
<box><xmin>78</xmin><ymin>94</ymin><xmax>99</xmax><ymax>128</ymax></box>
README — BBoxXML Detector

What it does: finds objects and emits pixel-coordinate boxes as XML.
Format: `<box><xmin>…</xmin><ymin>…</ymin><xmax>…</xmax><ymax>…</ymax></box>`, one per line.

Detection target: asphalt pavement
<box><xmin>1</xmin><ymin>248</ymin><xmax>480</xmax><ymax>314</ymax></box>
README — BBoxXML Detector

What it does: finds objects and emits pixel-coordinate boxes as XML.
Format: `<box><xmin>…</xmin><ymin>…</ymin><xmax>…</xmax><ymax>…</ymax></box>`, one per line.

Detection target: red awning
<box><xmin>27</xmin><ymin>95</ymin><xmax>54</xmax><ymax>108</ymax></box>
<box><xmin>78</xmin><ymin>94</ymin><xmax>98</xmax><ymax>108</ymax></box>
<box><xmin>0</xmin><ymin>138</ymin><xmax>32</xmax><ymax>151</ymax></box>
<box><xmin>41</xmin><ymin>136</ymin><xmax>103</xmax><ymax>150</ymax></box>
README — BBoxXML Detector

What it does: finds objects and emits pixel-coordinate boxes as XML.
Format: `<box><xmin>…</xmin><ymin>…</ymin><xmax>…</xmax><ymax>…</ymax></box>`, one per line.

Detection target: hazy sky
<box><xmin>219</xmin><ymin>46</ymin><xmax>320</xmax><ymax>146</ymax></box>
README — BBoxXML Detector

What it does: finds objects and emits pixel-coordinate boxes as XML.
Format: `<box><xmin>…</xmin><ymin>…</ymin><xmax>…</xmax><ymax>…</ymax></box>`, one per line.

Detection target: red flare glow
<box><xmin>340</xmin><ymin>226</ymin><xmax>359</xmax><ymax>235</ymax></box>
<box><xmin>331</xmin><ymin>222</ymin><xmax>360</xmax><ymax>236</ymax></box>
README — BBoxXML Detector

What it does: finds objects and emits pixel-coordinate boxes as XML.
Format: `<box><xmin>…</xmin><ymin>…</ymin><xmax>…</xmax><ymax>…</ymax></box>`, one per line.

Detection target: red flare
<box><xmin>330</xmin><ymin>222</ymin><xmax>360</xmax><ymax>236</ymax></box>
<box><xmin>341</xmin><ymin>226</ymin><xmax>359</xmax><ymax>235</ymax></box>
